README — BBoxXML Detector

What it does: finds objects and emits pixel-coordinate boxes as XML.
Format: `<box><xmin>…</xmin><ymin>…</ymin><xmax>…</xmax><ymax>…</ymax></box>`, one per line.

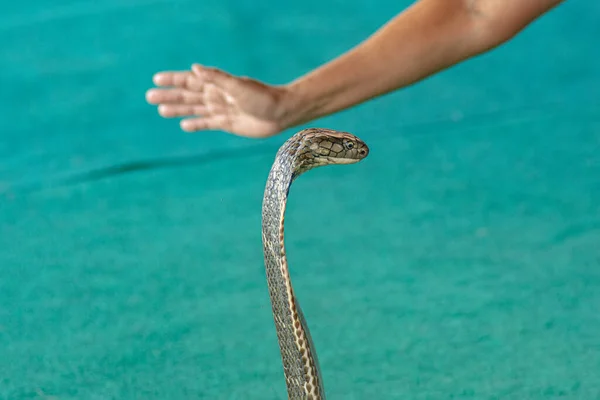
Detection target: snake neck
<box><xmin>261</xmin><ymin>149</ymin><xmax>325</xmax><ymax>400</ymax></box>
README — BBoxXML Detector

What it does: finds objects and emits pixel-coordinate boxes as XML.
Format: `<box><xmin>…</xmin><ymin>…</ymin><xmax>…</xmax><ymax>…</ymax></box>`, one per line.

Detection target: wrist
<box><xmin>275</xmin><ymin>81</ymin><xmax>322</xmax><ymax>131</ymax></box>
<box><xmin>277</xmin><ymin>76</ymin><xmax>345</xmax><ymax>131</ymax></box>
<box><xmin>277</xmin><ymin>47</ymin><xmax>377</xmax><ymax>131</ymax></box>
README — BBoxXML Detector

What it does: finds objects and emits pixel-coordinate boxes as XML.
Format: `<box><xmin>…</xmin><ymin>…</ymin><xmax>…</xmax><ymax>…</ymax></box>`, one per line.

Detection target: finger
<box><xmin>146</xmin><ymin>88</ymin><xmax>204</xmax><ymax>105</ymax></box>
<box><xmin>192</xmin><ymin>64</ymin><xmax>241</xmax><ymax>93</ymax></box>
<box><xmin>153</xmin><ymin>70</ymin><xmax>207</xmax><ymax>92</ymax></box>
<box><xmin>180</xmin><ymin>115</ymin><xmax>228</xmax><ymax>132</ymax></box>
<box><xmin>158</xmin><ymin>104</ymin><xmax>208</xmax><ymax>118</ymax></box>
<box><xmin>152</xmin><ymin>71</ymin><xmax>192</xmax><ymax>87</ymax></box>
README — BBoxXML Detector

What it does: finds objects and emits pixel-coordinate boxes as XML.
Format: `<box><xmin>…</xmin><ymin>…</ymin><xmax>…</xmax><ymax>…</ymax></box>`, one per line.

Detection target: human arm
<box><xmin>282</xmin><ymin>0</ymin><xmax>565</xmax><ymax>128</ymax></box>
<box><xmin>145</xmin><ymin>0</ymin><xmax>565</xmax><ymax>137</ymax></box>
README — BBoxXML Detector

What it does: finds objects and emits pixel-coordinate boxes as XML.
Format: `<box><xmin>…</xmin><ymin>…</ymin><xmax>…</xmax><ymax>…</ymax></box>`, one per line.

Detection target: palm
<box><xmin>146</xmin><ymin>64</ymin><xmax>288</xmax><ymax>138</ymax></box>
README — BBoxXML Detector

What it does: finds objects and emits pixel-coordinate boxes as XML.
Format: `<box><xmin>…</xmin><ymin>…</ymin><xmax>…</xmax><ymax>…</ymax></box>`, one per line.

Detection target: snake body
<box><xmin>261</xmin><ymin>128</ymin><xmax>369</xmax><ymax>399</ymax></box>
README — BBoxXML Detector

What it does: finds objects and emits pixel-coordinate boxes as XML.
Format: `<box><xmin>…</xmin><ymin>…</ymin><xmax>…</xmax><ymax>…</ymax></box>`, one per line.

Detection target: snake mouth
<box><xmin>324</xmin><ymin>156</ymin><xmax>363</xmax><ymax>165</ymax></box>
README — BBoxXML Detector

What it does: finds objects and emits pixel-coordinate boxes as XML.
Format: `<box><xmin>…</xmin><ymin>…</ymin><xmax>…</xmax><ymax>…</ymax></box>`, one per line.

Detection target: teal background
<box><xmin>1</xmin><ymin>1</ymin><xmax>599</xmax><ymax>398</ymax></box>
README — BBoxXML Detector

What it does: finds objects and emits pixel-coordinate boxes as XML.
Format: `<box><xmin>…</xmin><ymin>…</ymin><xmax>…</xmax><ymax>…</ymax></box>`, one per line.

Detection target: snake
<box><xmin>261</xmin><ymin>128</ymin><xmax>369</xmax><ymax>399</ymax></box>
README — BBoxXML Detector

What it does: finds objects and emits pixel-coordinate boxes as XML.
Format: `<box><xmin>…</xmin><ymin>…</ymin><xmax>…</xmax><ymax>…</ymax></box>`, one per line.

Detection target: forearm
<box><xmin>280</xmin><ymin>0</ymin><xmax>563</xmax><ymax>128</ymax></box>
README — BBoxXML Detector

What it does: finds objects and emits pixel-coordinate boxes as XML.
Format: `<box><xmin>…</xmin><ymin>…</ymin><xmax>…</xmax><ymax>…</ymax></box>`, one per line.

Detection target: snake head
<box><xmin>301</xmin><ymin>128</ymin><xmax>369</xmax><ymax>167</ymax></box>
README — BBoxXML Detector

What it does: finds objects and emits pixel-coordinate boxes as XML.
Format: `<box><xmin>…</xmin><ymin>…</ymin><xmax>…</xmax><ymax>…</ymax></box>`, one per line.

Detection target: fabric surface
<box><xmin>1</xmin><ymin>0</ymin><xmax>599</xmax><ymax>398</ymax></box>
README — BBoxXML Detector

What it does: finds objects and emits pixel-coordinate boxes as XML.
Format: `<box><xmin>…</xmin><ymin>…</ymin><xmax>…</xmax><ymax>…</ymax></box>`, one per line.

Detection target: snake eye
<box><xmin>344</xmin><ymin>141</ymin><xmax>355</xmax><ymax>150</ymax></box>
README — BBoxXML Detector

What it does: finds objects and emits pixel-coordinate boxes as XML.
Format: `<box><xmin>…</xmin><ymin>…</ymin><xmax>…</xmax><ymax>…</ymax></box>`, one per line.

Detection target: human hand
<box><xmin>146</xmin><ymin>64</ymin><xmax>293</xmax><ymax>138</ymax></box>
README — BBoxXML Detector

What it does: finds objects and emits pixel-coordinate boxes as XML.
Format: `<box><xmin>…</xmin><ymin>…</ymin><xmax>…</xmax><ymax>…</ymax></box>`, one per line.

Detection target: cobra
<box><xmin>261</xmin><ymin>128</ymin><xmax>370</xmax><ymax>399</ymax></box>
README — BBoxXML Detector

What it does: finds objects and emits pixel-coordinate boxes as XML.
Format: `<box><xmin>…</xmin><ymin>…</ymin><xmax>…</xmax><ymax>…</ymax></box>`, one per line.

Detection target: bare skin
<box><xmin>145</xmin><ymin>0</ymin><xmax>565</xmax><ymax>138</ymax></box>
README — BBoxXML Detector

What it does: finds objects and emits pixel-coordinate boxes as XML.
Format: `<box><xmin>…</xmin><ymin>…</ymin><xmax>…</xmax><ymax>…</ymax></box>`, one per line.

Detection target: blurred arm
<box><xmin>281</xmin><ymin>0</ymin><xmax>564</xmax><ymax>127</ymax></box>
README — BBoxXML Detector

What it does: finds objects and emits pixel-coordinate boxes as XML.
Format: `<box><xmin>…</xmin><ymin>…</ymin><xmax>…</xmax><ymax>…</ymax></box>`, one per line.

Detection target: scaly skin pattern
<box><xmin>261</xmin><ymin>128</ymin><xmax>369</xmax><ymax>399</ymax></box>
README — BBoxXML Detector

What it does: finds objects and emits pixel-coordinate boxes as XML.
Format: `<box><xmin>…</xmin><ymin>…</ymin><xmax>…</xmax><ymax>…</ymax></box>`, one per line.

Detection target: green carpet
<box><xmin>1</xmin><ymin>1</ymin><xmax>599</xmax><ymax>398</ymax></box>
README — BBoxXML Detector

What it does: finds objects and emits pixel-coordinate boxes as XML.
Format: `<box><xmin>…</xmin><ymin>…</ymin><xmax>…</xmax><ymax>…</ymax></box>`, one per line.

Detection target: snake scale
<box><xmin>261</xmin><ymin>128</ymin><xmax>370</xmax><ymax>399</ymax></box>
